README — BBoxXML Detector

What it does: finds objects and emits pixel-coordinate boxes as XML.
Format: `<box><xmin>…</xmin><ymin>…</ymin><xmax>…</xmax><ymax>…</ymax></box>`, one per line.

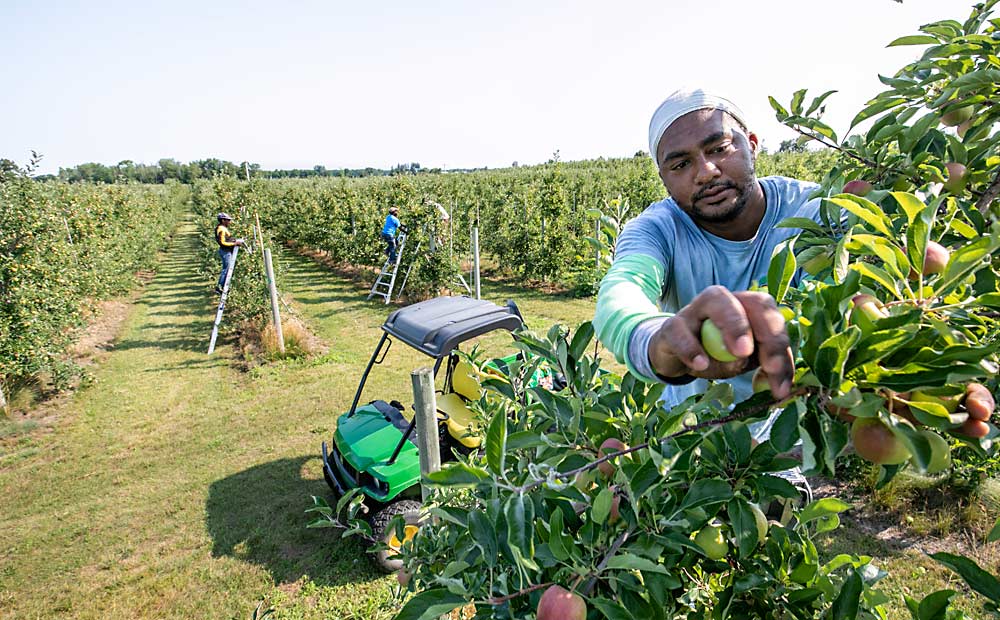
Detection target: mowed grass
<box><xmin>0</xmin><ymin>220</ymin><xmax>596</xmax><ymax>620</ymax></box>
<box><xmin>1</xmin><ymin>219</ymin><xmax>997</xmax><ymax>619</ymax></box>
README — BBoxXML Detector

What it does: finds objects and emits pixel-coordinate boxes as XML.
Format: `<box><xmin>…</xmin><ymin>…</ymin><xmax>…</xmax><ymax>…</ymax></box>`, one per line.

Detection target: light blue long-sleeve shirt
<box><xmin>594</xmin><ymin>176</ymin><xmax>822</xmax><ymax>418</ymax></box>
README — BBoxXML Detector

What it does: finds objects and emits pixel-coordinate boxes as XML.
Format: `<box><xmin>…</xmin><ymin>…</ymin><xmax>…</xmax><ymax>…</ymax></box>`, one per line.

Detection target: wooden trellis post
<box><xmin>411</xmin><ymin>367</ymin><xmax>440</xmax><ymax>502</ymax></box>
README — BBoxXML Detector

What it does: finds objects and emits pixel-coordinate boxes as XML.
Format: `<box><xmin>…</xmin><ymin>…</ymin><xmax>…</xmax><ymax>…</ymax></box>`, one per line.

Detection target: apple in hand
<box><xmin>700</xmin><ymin>319</ymin><xmax>739</xmax><ymax>363</ymax></box>
<box><xmin>537</xmin><ymin>585</ymin><xmax>587</xmax><ymax>620</ymax></box>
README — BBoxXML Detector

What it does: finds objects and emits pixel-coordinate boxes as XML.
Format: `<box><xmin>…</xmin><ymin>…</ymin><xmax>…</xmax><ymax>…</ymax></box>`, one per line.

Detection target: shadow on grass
<box><xmin>205</xmin><ymin>455</ymin><xmax>384</xmax><ymax>588</ymax></box>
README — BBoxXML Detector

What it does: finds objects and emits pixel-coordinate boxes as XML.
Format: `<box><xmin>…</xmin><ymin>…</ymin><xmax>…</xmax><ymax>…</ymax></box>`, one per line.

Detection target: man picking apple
<box><xmin>593</xmin><ymin>88</ymin><xmax>994</xmax><ymax>445</ymax></box>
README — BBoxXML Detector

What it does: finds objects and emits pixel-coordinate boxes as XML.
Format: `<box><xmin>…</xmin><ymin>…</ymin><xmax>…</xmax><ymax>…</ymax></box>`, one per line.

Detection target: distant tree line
<box><xmin>32</xmin><ymin>158</ymin><xmax>453</xmax><ymax>184</ymax></box>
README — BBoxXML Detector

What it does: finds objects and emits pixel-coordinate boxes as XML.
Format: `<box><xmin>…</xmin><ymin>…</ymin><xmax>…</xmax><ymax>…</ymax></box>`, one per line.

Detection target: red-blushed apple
<box><xmin>537</xmin><ymin>585</ymin><xmax>587</xmax><ymax>620</ymax></box>
<box><xmin>941</xmin><ymin>105</ymin><xmax>973</xmax><ymax>127</ymax></box>
<box><xmin>597</xmin><ymin>438</ymin><xmax>627</xmax><ymax>478</ymax></box>
<box><xmin>396</xmin><ymin>569</ymin><xmax>411</xmax><ymax>587</ymax></box>
<box><xmin>700</xmin><ymin>319</ymin><xmax>739</xmax><ymax>362</ymax></box>
<box><xmin>922</xmin><ymin>241</ymin><xmax>950</xmax><ymax>275</ymax></box>
<box><xmin>851</xmin><ymin>417</ymin><xmax>911</xmax><ymax>465</ymax></box>
<box><xmin>943</xmin><ymin>163</ymin><xmax>968</xmax><ymax>194</ymax></box>
<box><xmin>957</xmin><ymin>119</ymin><xmax>973</xmax><ymax>139</ymax></box>
<box><xmin>608</xmin><ymin>492</ymin><xmax>621</xmax><ymax>525</ymax></box>
<box><xmin>843</xmin><ymin>180</ymin><xmax>873</xmax><ymax>196</ymax></box>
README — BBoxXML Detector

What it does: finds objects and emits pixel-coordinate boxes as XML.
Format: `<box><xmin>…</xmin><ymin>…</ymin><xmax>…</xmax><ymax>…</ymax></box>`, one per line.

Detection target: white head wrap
<box><xmin>648</xmin><ymin>89</ymin><xmax>749</xmax><ymax>166</ymax></box>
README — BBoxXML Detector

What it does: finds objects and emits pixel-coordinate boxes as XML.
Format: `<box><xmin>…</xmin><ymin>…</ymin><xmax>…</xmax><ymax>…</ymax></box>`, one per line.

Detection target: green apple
<box><xmin>942</xmin><ymin>163</ymin><xmax>968</xmax><ymax>194</ymax></box>
<box><xmin>941</xmin><ymin>105</ymin><xmax>974</xmax><ymax>127</ymax></box>
<box><xmin>851</xmin><ymin>294</ymin><xmax>888</xmax><ymax>323</ymax></box>
<box><xmin>700</xmin><ymin>319</ymin><xmax>739</xmax><ymax>362</ymax></box>
<box><xmin>851</xmin><ymin>418</ymin><xmax>911</xmax><ymax>465</ymax></box>
<box><xmin>693</xmin><ymin>523</ymin><xmax>729</xmax><ymax>560</ymax></box>
<box><xmin>751</xmin><ymin>368</ymin><xmax>770</xmax><ymax>394</ymax></box>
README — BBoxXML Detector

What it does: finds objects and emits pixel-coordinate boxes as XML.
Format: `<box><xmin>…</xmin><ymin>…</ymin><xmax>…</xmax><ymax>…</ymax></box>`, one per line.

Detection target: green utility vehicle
<box><xmin>321</xmin><ymin>295</ymin><xmax>559</xmax><ymax>571</ymax></box>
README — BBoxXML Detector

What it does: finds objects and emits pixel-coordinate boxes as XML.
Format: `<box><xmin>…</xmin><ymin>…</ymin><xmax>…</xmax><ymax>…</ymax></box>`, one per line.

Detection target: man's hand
<box><xmin>647</xmin><ymin>286</ymin><xmax>794</xmax><ymax>399</ymax></box>
<box><xmin>235</xmin><ymin>238</ymin><xmax>245</xmax><ymax>247</ymax></box>
<box><xmin>958</xmin><ymin>383</ymin><xmax>993</xmax><ymax>438</ymax></box>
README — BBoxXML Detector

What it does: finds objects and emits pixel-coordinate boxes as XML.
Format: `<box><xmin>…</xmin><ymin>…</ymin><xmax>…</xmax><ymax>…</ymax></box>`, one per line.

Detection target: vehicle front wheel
<box><xmin>371</xmin><ymin>500</ymin><xmax>423</xmax><ymax>573</ymax></box>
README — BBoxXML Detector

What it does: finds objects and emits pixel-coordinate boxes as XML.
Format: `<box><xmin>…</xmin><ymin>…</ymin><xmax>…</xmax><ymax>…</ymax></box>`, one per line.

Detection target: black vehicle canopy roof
<box><xmin>382</xmin><ymin>296</ymin><xmax>524</xmax><ymax>358</ymax></box>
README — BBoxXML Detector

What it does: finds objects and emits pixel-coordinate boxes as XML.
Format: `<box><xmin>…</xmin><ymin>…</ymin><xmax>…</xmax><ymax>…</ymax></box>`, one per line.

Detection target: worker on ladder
<box><xmin>215</xmin><ymin>213</ymin><xmax>244</xmax><ymax>294</ymax></box>
<box><xmin>381</xmin><ymin>206</ymin><xmax>404</xmax><ymax>263</ymax></box>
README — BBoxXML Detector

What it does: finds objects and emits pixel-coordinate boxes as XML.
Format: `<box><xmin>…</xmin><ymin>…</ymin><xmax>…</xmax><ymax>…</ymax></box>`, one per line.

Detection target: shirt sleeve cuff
<box><xmin>627</xmin><ymin>316</ymin><xmax>698</xmax><ymax>385</ymax></box>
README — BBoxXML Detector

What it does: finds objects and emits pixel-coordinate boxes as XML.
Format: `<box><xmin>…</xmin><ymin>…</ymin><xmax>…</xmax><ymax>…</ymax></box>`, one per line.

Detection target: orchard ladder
<box><xmin>368</xmin><ymin>231</ymin><xmax>408</xmax><ymax>304</ymax></box>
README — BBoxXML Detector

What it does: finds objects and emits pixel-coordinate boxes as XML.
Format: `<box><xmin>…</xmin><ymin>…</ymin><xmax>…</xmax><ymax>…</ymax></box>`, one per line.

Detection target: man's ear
<box><xmin>747</xmin><ymin>131</ymin><xmax>760</xmax><ymax>156</ymax></box>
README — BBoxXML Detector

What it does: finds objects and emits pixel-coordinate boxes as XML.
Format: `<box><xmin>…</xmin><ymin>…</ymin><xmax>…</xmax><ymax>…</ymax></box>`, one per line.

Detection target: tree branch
<box><xmin>483</xmin><ymin>581</ymin><xmax>553</xmax><ymax>605</ymax></box>
<box><xmin>974</xmin><ymin>165</ymin><xmax>1000</xmax><ymax>217</ymax></box>
<box><xmin>582</xmin><ymin>529</ymin><xmax>631</xmax><ymax>596</ymax></box>
<box><xmin>512</xmin><ymin>388</ymin><xmax>813</xmax><ymax>494</ymax></box>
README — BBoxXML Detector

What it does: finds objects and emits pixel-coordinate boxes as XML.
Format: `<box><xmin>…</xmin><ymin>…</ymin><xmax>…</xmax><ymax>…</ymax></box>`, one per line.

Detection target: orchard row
<box><xmin>0</xmin><ymin>177</ymin><xmax>186</xmax><ymax>393</ymax></box>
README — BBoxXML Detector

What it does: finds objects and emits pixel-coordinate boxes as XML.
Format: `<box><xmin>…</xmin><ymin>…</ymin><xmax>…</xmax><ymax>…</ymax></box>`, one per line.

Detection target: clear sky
<box><xmin>2</xmin><ymin>0</ymin><xmax>968</xmax><ymax>175</ymax></box>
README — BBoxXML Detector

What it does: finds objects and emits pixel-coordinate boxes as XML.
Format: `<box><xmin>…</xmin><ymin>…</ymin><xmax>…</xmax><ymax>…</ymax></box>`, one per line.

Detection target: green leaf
<box><xmin>768</xmin><ymin>96</ymin><xmax>790</xmax><ymax>119</ymax></box>
<box><xmin>799</xmin><ymin>497</ymin><xmax>852</xmax><ymax>523</ymax></box>
<box><xmin>989</xmin><ymin>515</ymin><xmax>1000</xmax><ymax>543</ymax></box>
<box><xmin>425</xmin><ymin>463</ymin><xmax>491</xmax><ymax>487</ymax></box>
<box><xmin>892</xmin><ymin>192</ymin><xmax>934</xmax><ymax>275</ymax></box>
<box><xmin>548</xmin><ymin>508</ymin><xmax>570</xmax><ymax>561</ymax></box>
<box><xmin>504</xmin><ymin>493</ymin><xmax>536</xmax><ymax>568</ymax></box>
<box><xmin>776</xmin><ymin>217</ymin><xmax>828</xmax><ymax>234</ymax></box>
<box><xmin>812</xmin><ymin>326</ymin><xmax>862</xmax><ymax>388</ymax></box>
<box><xmin>767</xmin><ymin>239</ymin><xmax>796</xmax><ymax>304</ymax></box>
<box><xmin>850</xmin><ymin>97</ymin><xmax>908</xmax><ymax>129</ymax></box>
<box><xmin>828</xmin><ymin>196</ymin><xmax>893</xmax><ymax>237</ymax></box>
<box><xmin>679</xmin><ymin>478</ymin><xmax>733</xmax><ymax>510</ymax></box>
<box><xmin>606</xmin><ymin>552</ymin><xmax>669</xmax><ymax>574</ymax></box>
<box><xmin>590</xmin><ymin>597</ymin><xmax>636</xmax><ymax>620</ymax></box>
<box><xmin>394</xmin><ymin>588</ymin><xmax>466</xmax><ymax>620</ymax></box>
<box><xmin>887</xmin><ymin>35</ymin><xmax>940</xmax><ymax>46</ymax></box>
<box><xmin>917</xmin><ymin>589</ymin><xmax>957</xmax><ymax>620</ymax></box>
<box><xmin>770</xmin><ymin>402</ymin><xmax>801</xmax><ymax>453</ymax></box>
<box><xmin>485</xmin><ymin>408</ymin><xmax>507</xmax><ymax>476</ymax></box>
<box><xmin>592</xmin><ymin>487</ymin><xmax>613</xmax><ymax>524</ymax></box>
<box><xmin>728</xmin><ymin>497</ymin><xmax>759</xmax><ymax>558</ymax></box>
<box><xmin>569</xmin><ymin>321</ymin><xmax>595</xmax><ymax>362</ymax></box>
<box><xmin>935</xmin><ymin>234</ymin><xmax>1000</xmax><ymax>298</ymax></box>
<box><xmin>849</xmin><ymin>263</ymin><xmax>901</xmax><ymax>298</ymax></box>
<box><xmin>806</xmin><ymin>90</ymin><xmax>838</xmax><ymax>116</ymax></box>
<box><xmin>831</xmin><ymin>569</ymin><xmax>863</xmax><ymax>620</ymax></box>
<box><xmin>930</xmin><ymin>552</ymin><xmax>1000</xmax><ymax>604</ymax></box>
<box><xmin>468</xmin><ymin>511</ymin><xmax>498</xmax><ymax>567</ymax></box>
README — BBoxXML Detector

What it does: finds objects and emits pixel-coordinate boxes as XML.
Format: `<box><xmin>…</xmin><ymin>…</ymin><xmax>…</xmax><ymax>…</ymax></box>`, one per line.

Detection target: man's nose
<box><xmin>693</xmin><ymin>155</ymin><xmax>721</xmax><ymax>184</ymax></box>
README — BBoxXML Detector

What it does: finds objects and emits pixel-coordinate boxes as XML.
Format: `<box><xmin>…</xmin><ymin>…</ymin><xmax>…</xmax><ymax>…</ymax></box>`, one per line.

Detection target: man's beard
<box><xmin>682</xmin><ymin>177</ymin><xmax>756</xmax><ymax>225</ymax></box>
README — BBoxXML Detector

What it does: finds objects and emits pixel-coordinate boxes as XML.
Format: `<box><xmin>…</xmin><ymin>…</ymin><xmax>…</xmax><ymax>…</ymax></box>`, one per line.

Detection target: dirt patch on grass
<box><xmin>1</xmin><ymin>297</ymin><xmax>136</xmax><ymax>444</ymax></box>
<box><xmin>810</xmin><ymin>475</ymin><xmax>997</xmax><ymax>565</ymax></box>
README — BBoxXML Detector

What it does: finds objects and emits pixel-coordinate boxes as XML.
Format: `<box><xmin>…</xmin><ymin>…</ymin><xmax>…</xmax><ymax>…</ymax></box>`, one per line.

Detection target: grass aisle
<box><xmin>0</xmin><ymin>226</ymin><xmax>600</xmax><ymax>620</ymax></box>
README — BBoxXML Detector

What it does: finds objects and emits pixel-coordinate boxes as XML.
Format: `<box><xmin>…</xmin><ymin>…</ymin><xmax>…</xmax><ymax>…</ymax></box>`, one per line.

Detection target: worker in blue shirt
<box><xmin>381</xmin><ymin>207</ymin><xmax>402</xmax><ymax>263</ymax></box>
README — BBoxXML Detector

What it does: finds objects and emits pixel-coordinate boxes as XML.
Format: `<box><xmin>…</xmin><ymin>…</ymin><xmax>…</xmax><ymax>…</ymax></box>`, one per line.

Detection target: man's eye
<box><xmin>671</xmin><ymin>160</ymin><xmax>689</xmax><ymax>171</ymax></box>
